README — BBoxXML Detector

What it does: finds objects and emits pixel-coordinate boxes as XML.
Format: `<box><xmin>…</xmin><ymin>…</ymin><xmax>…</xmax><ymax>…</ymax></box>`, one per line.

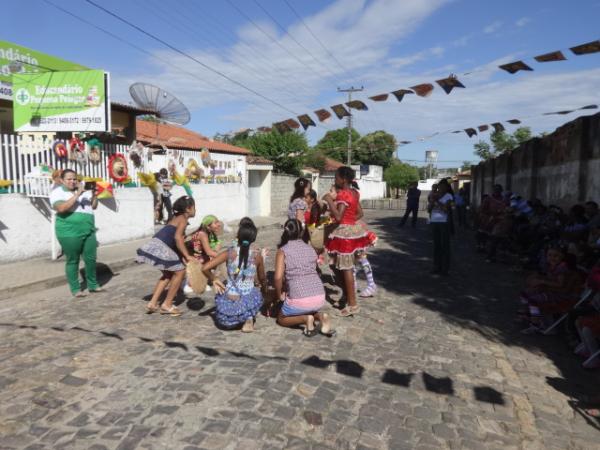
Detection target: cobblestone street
<box><xmin>0</xmin><ymin>210</ymin><xmax>598</xmax><ymax>449</ymax></box>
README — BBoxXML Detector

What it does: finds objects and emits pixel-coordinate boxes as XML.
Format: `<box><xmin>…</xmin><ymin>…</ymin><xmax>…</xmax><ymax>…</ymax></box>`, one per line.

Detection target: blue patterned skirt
<box><xmin>215</xmin><ymin>288</ymin><xmax>263</xmax><ymax>328</ymax></box>
<box><xmin>136</xmin><ymin>238</ymin><xmax>185</xmax><ymax>272</ymax></box>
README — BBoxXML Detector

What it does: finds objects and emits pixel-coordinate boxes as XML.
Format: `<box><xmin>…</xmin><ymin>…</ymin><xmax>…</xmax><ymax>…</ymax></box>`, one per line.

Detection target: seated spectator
<box><xmin>520</xmin><ymin>246</ymin><xmax>584</xmax><ymax>334</ymax></box>
<box><xmin>585</xmin><ymin>201</ymin><xmax>600</xmax><ymax>230</ymax></box>
<box><xmin>561</xmin><ymin>204</ymin><xmax>589</xmax><ymax>244</ymax></box>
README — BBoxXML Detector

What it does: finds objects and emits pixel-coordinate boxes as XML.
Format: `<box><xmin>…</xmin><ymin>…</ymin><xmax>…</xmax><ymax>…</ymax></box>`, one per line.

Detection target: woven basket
<box><xmin>309</xmin><ymin>226</ymin><xmax>325</xmax><ymax>251</ymax></box>
<box><xmin>186</xmin><ymin>260</ymin><xmax>208</xmax><ymax>293</ymax></box>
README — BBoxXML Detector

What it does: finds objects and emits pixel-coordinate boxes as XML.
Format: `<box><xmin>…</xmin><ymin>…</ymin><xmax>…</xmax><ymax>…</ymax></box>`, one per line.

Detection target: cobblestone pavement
<box><xmin>1</xmin><ymin>210</ymin><xmax>598</xmax><ymax>450</ymax></box>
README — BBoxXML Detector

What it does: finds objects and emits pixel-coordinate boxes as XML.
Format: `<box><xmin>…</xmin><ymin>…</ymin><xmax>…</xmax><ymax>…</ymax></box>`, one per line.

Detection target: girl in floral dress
<box><xmin>322</xmin><ymin>167</ymin><xmax>375</xmax><ymax>316</ymax></box>
<box><xmin>202</xmin><ymin>218</ymin><xmax>267</xmax><ymax>332</ymax></box>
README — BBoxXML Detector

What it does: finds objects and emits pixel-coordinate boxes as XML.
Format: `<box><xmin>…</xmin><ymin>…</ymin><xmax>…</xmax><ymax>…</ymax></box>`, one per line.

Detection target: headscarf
<box><xmin>201</xmin><ymin>215</ymin><xmax>221</xmax><ymax>249</ymax></box>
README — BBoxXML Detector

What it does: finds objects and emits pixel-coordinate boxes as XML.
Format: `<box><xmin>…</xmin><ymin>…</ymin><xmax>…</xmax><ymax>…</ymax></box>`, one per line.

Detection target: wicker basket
<box><xmin>186</xmin><ymin>260</ymin><xmax>208</xmax><ymax>293</ymax></box>
<box><xmin>308</xmin><ymin>225</ymin><xmax>325</xmax><ymax>251</ymax></box>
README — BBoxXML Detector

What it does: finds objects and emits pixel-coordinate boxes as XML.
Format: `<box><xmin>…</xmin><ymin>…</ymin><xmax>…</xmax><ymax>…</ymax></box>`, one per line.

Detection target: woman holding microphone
<box><xmin>49</xmin><ymin>169</ymin><xmax>101</xmax><ymax>297</ymax></box>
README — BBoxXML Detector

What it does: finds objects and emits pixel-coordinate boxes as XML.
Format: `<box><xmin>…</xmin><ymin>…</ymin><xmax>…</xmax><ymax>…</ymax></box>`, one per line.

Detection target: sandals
<box><xmin>339</xmin><ymin>306</ymin><xmax>360</xmax><ymax>317</ymax></box>
<box><xmin>359</xmin><ymin>285</ymin><xmax>377</xmax><ymax>298</ymax></box>
<box><xmin>146</xmin><ymin>304</ymin><xmax>159</xmax><ymax>314</ymax></box>
<box><xmin>303</xmin><ymin>327</ymin><xmax>318</xmax><ymax>338</ymax></box>
<box><xmin>160</xmin><ymin>306</ymin><xmax>182</xmax><ymax>316</ymax></box>
<box><xmin>318</xmin><ymin>326</ymin><xmax>336</xmax><ymax>337</ymax></box>
<box><xmin>89</xmin><ymin>288</ymin><xmax>105</xmax><ymax>293</ymax></box>
<box><xmin>73</xmin><ymin>291</ymin><xmax>87</xmax><ymax>298</ymax></box>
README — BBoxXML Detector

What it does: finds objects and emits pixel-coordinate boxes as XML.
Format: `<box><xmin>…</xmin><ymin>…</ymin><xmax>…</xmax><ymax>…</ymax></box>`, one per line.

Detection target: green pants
<box><xmin>57</xmin><ymin>232</ymin><xmax>98</xmax><ymax>294</ymax></box>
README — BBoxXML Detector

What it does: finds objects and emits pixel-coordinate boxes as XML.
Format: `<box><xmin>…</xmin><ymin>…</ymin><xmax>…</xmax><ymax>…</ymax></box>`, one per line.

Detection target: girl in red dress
<box><xmin>323</xmin><ymin>167</ymin><xmax>375</xmax><ymax>316</ymax></box>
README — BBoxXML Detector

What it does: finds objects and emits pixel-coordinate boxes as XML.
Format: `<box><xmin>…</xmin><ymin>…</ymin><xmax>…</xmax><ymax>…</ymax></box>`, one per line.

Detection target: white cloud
<box><xmin>515</xmin><ymin>17</ymin><xmax>531</xmax><ymax>27</ymax></box>
<box><xmin>483</xmin><ymin>21</ymin><xmax>503</xmax><ymax>34</ymax></box>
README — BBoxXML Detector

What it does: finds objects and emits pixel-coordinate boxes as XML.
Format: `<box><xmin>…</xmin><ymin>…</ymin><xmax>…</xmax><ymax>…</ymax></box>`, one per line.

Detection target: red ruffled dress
<box><xmin>326</xmin><ymin>189</ymin><xmax>376</xmax><ymax>270</ymax></box>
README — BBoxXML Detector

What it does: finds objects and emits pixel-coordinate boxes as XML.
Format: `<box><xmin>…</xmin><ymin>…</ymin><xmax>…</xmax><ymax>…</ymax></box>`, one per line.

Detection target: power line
<box><xmin>282</xmin><ymin>0</ymin><xmax>348</xmax><ymax>76</ymax></box>
<box><xmin>252</xmin><ymin>0</ymin><xmax>339</xmax><ymax>80</ymax></box>
<box><xmin>84</xmin><ymin>0</ymin><xmax>300</xmax><ymax>118</ymax></box>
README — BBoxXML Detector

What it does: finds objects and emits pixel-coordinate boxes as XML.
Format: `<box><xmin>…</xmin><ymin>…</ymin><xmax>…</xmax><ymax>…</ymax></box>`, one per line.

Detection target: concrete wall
<box><xmin>471</xmin><ymin>112</ymin><xmax>600</xmax><ymax>207</ymax></box>
<box><xmin>318</xmin><ymin>175</ymin><xmax>385</xmax><ymax>200</ymax></box>
<box><xmin>0</xmin><ymin>188</ymin><xmax>155</xmax><ymax>263</ymax></box>
<box><xmin>271</xmin><ymin>174</ymin><xmax>297</xmax><ymax>217</ymax></box>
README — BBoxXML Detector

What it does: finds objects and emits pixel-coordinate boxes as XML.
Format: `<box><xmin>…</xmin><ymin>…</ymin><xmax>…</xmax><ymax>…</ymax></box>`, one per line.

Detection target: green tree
<box><xmin>384</xmin><ymin>161</ymin><xmax>419</xmax><ymax>198</ymax></box>
<box><xmin>460</xmin><ymin>161</ymin><xmax>472</xmax><ymax>172</ymax></box>
<box><xmin>235</xmin><ymin>129</ymin><xmax>308</xmax><ymax>175</ymax></box>
<box><xmin>315</xmin><ymin>128</ymin><xmax>361</xmax><ymax>163</ymax></box>
<box><xmin>354</xmin><ymin>130</ymin><xmax>397</xmax><ymax>168</ymax></box>
<box><xmin>474</xmin><ymin>127</ymin><xmax>532</xmax><ymax>160</ymax></box>
<box><xmin>302</xmin><ymin>149</ymin><xmax>327</xmax><ymax>172</ymax></box>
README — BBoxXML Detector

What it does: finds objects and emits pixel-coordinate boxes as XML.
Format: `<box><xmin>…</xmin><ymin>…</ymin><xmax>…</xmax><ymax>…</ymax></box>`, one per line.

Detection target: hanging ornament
<box><xmin>87</xmin><ymin>138</ymin><xmax>102</xmax><ymax>163</ymax></box>
<box><xmin>435</xmin><ymin>75</ymin><xmax>465</xmax><ymax>94</ymax></box>
<box><xmin>53</xmin><ymin>140</ymin><xmax>68</xmax><ymax>158</ymax></box>
<box><xmin>498</xmin><ymin>61</ymin><xmax>533</xmax><ymax>74</ymax></box>
<box><xmin>331</xmin><ymin>104</ymin><xmax>350</xmax><ymax>119</ymax></box>
<box><xmin>297</xmin><ymin>114</ymin><xmax>316</xmax><ymax>130</ymax></box>
<box><xmin>200</xmin><ymin>148</ymin><xmax>211</xmax><ymax>166</ymax></box>
<box><xmin>369</xmin><ymin>93</ymin><xmax>389</xmax><ymax>102</ymax></box>
<box><xmin>95</xmin><ymin>181</ymin><xmax>114</xmax><ymax>199</ymax></box>
<box><xmin>314</xmin><ymin>109</ymin><xmax>332</xmax><ymax>123</ymax></box>
<box><xmin>391</xmin><ymin>89</ymin><xmax>414</xmax><ymax>102</ymax></box>
<box><xmin>108</xmin><ymin>153</ymin><xmax>129</xmax><ymax>182</ymax></box>
<box><xmin>410</xmin><ymin>83</ymin><xmax>434</xmax><ymax>97</ymax></box>
<box><xmin>68</xmin><ymin>136</ymin><xmax>85</xmax><ymax>161</ymax></box>
<box><xmin>346</xmin><ymin>100</ymin><xmax>369</xmax><ymax>111</ymax></box>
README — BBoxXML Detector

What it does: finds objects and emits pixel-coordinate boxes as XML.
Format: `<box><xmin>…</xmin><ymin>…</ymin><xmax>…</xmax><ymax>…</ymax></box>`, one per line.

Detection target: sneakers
<box><xmin>183</xmin><ymin>284</ymin><xmax>196</xmax><ymax>297</ymax></box>
<box><xmin>359</xmin><ymin>285</ymin><xmax>377</xmax><ymax>298</ymax></box>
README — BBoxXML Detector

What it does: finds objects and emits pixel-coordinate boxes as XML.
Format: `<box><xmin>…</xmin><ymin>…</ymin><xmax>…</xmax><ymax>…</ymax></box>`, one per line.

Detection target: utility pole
<box><xmin>337</xmin><ymin>86</ymin><xmax>363</xmax><ymax>165</ymax></box>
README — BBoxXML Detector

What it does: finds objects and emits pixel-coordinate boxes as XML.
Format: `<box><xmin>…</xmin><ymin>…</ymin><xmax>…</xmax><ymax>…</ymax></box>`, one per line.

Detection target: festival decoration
<box><xmin>186</xmin><ymin>158</ymin><xmax>203</xmax><ymax>180</ymax></box>
<box><xmin>498</xmin><ymin>61</ymin><xmax>533</xmax><ymax>74</ymax></box>
<box><xmin>346</xmin><ymin>100</ymin><xmax>368</xmax><ymax>111</ymax></box>
<box><xmin>534</xmin><ymin>51</ymin><xmax>566</xmax><ymax>63</ymax></box>
<box><xmin>138</xmin><ymin>172</ymin><xmax>159</xmax><ymax>192</ymax></box>
<box><xmin>257</xmin><ymin>126</ymin><xmax>272</xmax><ymax>132</ymax></box>
<box><xmin>95</xmin><ymin>181</ymin><xmax>114</xmax><ymax>199</ymax></box>
<box><xmin>0</xmin><ymin>180</ymin><xmax>14</xmax><ymax>188</ymax></box>
<box><xmin>464</xmin><ymin>128</ymin><xmax>477</xmax><ymax>138</ymax></box>
<box><xmin>297</xmin><ymin>114</ymin><xmax>316</xmax><ymax>130</ymax></box>
<box><xmin>53</xmin><ymin>140</ymin><xmax>68</xmax><ymax>158</ymax></box>
<box><xmin>273</xmin><ymin>122</ymin><xmax>291</xmax><ymax>134</ymax></box>
<box><xmin>507</xmin><ymin>119</ymin><xmax>521</xmax><ymax>124</ymax></box>
<box><xmin>391</xmin><ymin>89</ymin><xmax>414</xmax><ymax>102</ymax></box>
<box><xmin>128</xmin><ymin>141</ymin><xmax>144</xmax><ymax>168</ymax></box>
<box><xmin>200</xmin><ymin>148</ymin><xmax>211</xmax><ymax>167</ymax></box>
<box><xmin>68</xmin><ymin>136</ymin><xmax>85</xmax><ymax>161</ymax></box>
<box><xmin>331</xmin><ymin>104</ymin><xmax>350</xmax><ymax>119</ymax></box>
<box><xmin>172</xmin><ymin>170</ymin><xmax>193</xmax><ymax>197</ymax></box>
<box><xmin>570</xmin><ymin>40</ymin><xmax>600</xmax><ymax>55</ymax></box>
<box><xmin>87</xmin><ymin>138</ymin><xmax>102</xmax><ymax>163</ymax></box>
<box><xmin>491</xmin><ymin>123</ymin><xmax>505</xmax><ymax>133</ymax></box>
<box><xmin>314</xmin><ymin>109</ymin><xmax>332</xmax><ymax>122</ymax></box>
<box><xmin>478</xmin><ymin>125</ymin><xmax>489</xmax><ymax>132</ymax></box>
<box><xmin>369</xmin><ymin>94</ymin><xmax>389</xmax><ymax>102</ymax></box>
<box><xmin>108</xmin><ymin>153</ymin><xmax>128</xmax><ymax>183</ymax></box>
<box><xmin>410</xmin><ymin>83</ymin><xmax>434</xmax><ymax>97</ymax></box>
<box><xmin>284</xmin><ymin>118</ymin><xmax>301</xmax><ymax>129</ymax></box>
<box><xmin>435</xmin><ymin>75</ymin><xmax>465</xmax><ymax>94</ymax></box>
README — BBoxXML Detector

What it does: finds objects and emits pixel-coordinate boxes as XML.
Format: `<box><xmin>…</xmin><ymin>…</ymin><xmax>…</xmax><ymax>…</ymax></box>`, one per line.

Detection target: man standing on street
<box><xmin>399</xmin><ymin>181</ymin><xmax>421</xmax><ymax>228</ymax></box>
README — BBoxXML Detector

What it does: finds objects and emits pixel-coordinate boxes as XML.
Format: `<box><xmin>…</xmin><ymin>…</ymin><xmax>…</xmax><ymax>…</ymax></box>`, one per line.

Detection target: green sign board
<box><xmin>0</xmin><ymin>40</ymin><xmax>89</xmax><ymax>101</ymax></box>
<box><xmin>13</xmin><ymin>70</ymin><xmax>110</xmax><ymax>132</ymax></box>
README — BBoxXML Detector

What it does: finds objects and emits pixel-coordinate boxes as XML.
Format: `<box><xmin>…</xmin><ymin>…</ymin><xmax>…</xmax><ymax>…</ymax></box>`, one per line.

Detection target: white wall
<box><xmin>357</xmin><ymin>179</ymin><xmax>386</xmax><ymax>200</ymax></box>
<box><xmin>146</xmin><ymin>151</ymin><xmax>245</xmax><ymax>181</ymax></box>
<box><xmin>0</xmin><ymin>188</ymin><xmax>155</xmax><ymax>263</ymax></box>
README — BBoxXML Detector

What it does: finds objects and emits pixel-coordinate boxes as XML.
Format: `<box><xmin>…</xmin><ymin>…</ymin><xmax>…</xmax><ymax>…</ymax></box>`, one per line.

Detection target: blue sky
<box><xmin>4</xmin><ymin>0</ymin><xmax>600</xmax><ymax>167</ymax></box>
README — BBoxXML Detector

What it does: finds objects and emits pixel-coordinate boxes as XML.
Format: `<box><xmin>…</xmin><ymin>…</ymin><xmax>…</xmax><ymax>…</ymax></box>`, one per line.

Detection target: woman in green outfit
<box><xmin>50</xmin><ymin>169</ymin><xmax>101</xmax><ymax>297</ymax></box>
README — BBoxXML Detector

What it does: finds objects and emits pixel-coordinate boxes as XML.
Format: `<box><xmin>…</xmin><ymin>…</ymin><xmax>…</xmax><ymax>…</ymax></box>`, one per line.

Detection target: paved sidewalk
<box><xmin>0</xmin><ymin>210</ymin><xmax>598</xmax><ymax>449</ymax></box>
<box><xmin>0</xmin><ymin>216</ymin><xmax>283</xmax><ymax>300</ymax></box>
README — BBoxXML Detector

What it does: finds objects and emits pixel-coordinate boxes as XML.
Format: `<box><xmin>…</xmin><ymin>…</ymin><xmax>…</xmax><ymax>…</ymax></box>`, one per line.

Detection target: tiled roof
<box><xmin>247</xmin><ymin>155</ymin><xmax>273</xmax><ymax>165</ymax></box>
<box><xmin>136</xmin><ymin>120</ymin><xmax>251</xmax><ymax>155</ymax></box>
<box><xmin>111</xmin><ymin>102</ymin><xmax>156</xmax><ymax>115</ymax></box>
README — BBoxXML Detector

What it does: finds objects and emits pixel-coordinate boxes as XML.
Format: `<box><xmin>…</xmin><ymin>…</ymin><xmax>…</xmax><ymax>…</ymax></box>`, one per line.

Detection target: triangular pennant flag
<box><xmin>492</xmin><ymin>123</ymin><xmax>505</xmax><ymax>133</ymax></box>
<box><xmin>314</xmin><ymin>109</ymin><xmax>332</xmax><ymax>122</ymax></box>
<box><xmin>284</xmin><ymin>118</ymin><xmax>300</xmax><ymax>129</ymax></box>
<box><xmin>369</xmin><ymin>93</ymin><xmax>389</xmax><ymax>102</ymax></box>
<box><xmin>331</xmin><ymin>104</ymin><xmax>351</xmax><ymax>119</ymax></box>
<box><xmin>452</xmin><ymin>130</ymin><xmax>462</xmax><ymax>134</ymax></box>
<box><xmin>477</xmin><ymin>125</ymin><xmax>489</xmax><ymax>132</ymax></box>
<box><xmin>544</xmin><ymin>110</ymin><xmax>574</xmax><ymax>115</ymax></box>
<box><xmin>435</xmin><ymin>76</ymin><xmax>465</xmax><ymax>94</ymax></box>
<box><xmin>257</xmin><ymin>126</ymin><xmax>272</xmax><ymax>132</ymax></box>
<box><xmin>507</xmin><ymin>119</ymin><xmax>521</xmax><ymax>124</ymax></box>
<box><xmin>391</xmin><ymin>89</ymin><xmax>414</xmax><ymax>102</ymax></box>
<box><xmin>498</xmin><ymin>61</ymin><xmax>533</xmax><ymax>74</ymax></box>
<box><xmin>570</xmin><ymin>40</ymin><xmax>600</xmax><ymax>55</ymax></box>
<box><xmin>297</xmin><ymin>114</ymin><xmax>316</xmax><ymax>130</ymax></box>
<box><xmin>534</xmin><ymin>50</ymin><xmax>566</xmax><ymax>62</ymax></box>
<box><xmin>346</xmin><ymin>100</ymin><xmax>368</xmax><ymax>111</ymax></box>
<box><xmin>410</xmin><ymin>83</ymin><xmax>434</xmax><ymax>97</ymax></box>
<box><xmin>273</xmin><ymin>122</ymin><xmax>291</xmax><ymax>134</ymax></box>
<box><xmin>464</xmin><ymin>128</ymin><xmax>477</xmax><ymax>138</ymax></box>
<box><xmin>399</xmin><ymin>140</ymin><xmax>412</xmax><ymax>145</ymax></box>
<box><xmin>579</xmin><ymin>104</ymin><xmax>598</xmax><ymax>110</ymax></box>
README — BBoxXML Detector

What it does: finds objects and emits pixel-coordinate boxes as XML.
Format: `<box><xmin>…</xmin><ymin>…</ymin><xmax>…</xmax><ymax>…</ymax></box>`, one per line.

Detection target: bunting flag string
<box><xmin>254</xmin><ymin>38</ymin><xmax>599</xmax><ymax>134</ymax></box>
<box><xmin>395</xmin><ymin>103</ymin><xmax>598</xmax><ymax>146</ymax></box>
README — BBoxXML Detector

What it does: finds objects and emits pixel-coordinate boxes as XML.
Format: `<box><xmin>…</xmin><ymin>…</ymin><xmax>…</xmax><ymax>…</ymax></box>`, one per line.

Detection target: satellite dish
<box><xmin>129</xmin><ymin>82</ymin><xmax>191</xmax><ymax>125</ymax></box>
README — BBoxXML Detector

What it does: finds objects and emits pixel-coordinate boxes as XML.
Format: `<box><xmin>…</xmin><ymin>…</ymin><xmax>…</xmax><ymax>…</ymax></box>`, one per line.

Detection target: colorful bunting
<box><xmin>477</xmin><ymin>125</ymin><xmax>489</xmax><ymax>132</ymax></box>
<box><xmin>284</xmin><ymin>118</ymin><xmax>301</xmax><ymax>129</ymax></box>
<box><xmin>464</xmin><ymin>128</ymin><xmax>477</xmax><ymax>138</ymax></box>
<box><xmin>399</xmin><ymin>140</ymin><xmax>412</xmax><ymax>145</ymax></box>
<box><xmin>257</xmin><ymin>126</ymin><xmax>272</xmax><ymax>132</ymax></box>
<box><xmin>331</xmin><ymin>104</ymin><xmax>351</xmax><ymax>119</ymax></box>
<box><xmin>543</xmin><ymin>110</ymin><xmax>574</xmax><ymax>116</ymax></box>
<box><xmin>534</xmin><ymin>50</ymin><xmax>566</xmax><ymax>62</ymax></box>
<box><xmin>492</xmin><ymin>123</ymin><xmax>505</xmax><ymax>133</ymax></box>
<box><xmin>273</xmin><ymin>122</ymin><xmax>291</xmax><ymax>134</ymax></box>
<box><xmin>507</xmin><ymin>119</ymin><xmax>521</xmax><ymax>124</ymax></box>
<box><xmin>570</xmin><ymin>40</ymin><xmax>600</xmax><ymax>55</ymax></box>
<box><xmin>369</xmin><ymin>94</ymin><xmax>389</xmax><ymax>102</ymax></box>
<box><xmin>314</xmin><ymin>109</ymin><xmax>332</xmax><ymax>122</ymax></box>
<box><xmin>580</xmin><ymin>105</ymin><xmax>598</xmax><ymax>110</ymax></box>
<box><xmin>391</xmin><ymin>89</ymin><xmax>414</xmax><ymax>102</ymax></box>
<box><xmin>346</xmin><ymin>100</ymin><xmax>369</xmax><ymax>111</ymax></box>
<box><xmin>297</xmin><ymin>114</ymin><xmax>316</xmax><ymax>130</ymax></box>
<box><xmin>435</xmin><ymin>76</ymin><xmax>465</xmax><ymax>94</ymax></box>
<box><xmin>452</xmin><ymin>130</ymin><xmax>462</xmax><ymax>134</ymax></box>
<box><xmin>499</xmin><ymin>61</ymin><xmax>533</xmax><ymax>74</ymax></box>
<box><xmin>410</xmin><ymin>83</ymin><xmax>434</xmax><ymax>97</ymax></box>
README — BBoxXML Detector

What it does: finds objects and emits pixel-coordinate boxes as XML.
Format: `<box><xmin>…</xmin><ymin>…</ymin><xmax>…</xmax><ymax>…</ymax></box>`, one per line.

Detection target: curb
<box><xmin>0</xmin><ymin>220</ymin><xmax>284</xmax><ymax>300</ymax></box>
